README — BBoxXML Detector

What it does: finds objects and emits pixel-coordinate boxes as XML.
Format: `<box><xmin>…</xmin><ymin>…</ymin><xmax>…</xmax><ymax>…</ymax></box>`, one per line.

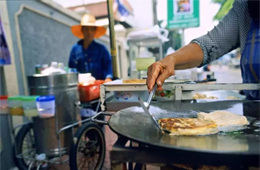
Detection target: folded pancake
<box><xmin>158</xmin><ymin>118</ymin><xmax>219</xmax><ymax>135</ymax></box>
<box><xmin>197</xmin><ymin>111</ymin><xmax>248</xmax><ymax>127</ymax></box>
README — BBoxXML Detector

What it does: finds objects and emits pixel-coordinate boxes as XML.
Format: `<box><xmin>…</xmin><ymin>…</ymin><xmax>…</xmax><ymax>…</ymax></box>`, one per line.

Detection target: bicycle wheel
<box><xmin>69</xmin><ymin>122</ymin><xmax>106</xmax><ymax>170</ymax></box>
<box><xmin>14</xmin><ymin>123</ymin><xmax>48</xmax><ymax>170</ymax></box>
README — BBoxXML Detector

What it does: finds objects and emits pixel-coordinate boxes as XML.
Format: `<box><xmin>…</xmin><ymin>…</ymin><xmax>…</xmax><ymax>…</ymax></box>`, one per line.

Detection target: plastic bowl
<box><xmin>8</xmin><ymin>96</ymin><xmax>24</xmax><ymax>116</ymax></box>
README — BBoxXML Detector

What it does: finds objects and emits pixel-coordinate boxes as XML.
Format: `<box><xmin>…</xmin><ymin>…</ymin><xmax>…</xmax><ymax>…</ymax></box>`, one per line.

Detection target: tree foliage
<box><xmin>212</xmin><ymin>0</ymin><xmax>234</xmax><ymax>20</ymax></box>
<box><xmin>212</xmin><ymin>0</ymin><xmax>226</xmax><ymax>4</ymax></box>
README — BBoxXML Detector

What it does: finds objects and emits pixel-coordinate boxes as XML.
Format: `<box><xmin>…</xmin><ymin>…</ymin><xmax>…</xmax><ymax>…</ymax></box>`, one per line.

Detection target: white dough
<box><xmin>197</xmin><ymin>111</ymin><xmax>248</xmax><ymax>127</ymax></box>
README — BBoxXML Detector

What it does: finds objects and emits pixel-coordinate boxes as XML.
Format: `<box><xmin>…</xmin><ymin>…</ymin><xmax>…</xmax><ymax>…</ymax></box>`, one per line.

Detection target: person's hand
<box><xmin>146</xmin><ymin>55</ymin><xmax>176</xmax><ymax>93</ymax></box>
<box><xmin>104</xmin><ymin>78</ymin><xmax>112</xmax><ymax>83</ymax></box>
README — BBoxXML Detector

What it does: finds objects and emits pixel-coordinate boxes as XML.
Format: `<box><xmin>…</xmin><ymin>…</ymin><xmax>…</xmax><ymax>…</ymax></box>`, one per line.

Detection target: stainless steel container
<box><xmin>27</xmin><ymin>73</ymin><xmax>78</xmax><ymax>157</ymax></box>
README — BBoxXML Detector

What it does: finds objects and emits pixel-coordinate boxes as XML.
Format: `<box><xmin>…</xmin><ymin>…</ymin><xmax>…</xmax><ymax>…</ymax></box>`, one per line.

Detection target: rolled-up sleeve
<box><xmin>191</xmin><ymin>0</ymin><xmax>241</xmax><ymax>66</ymax></box>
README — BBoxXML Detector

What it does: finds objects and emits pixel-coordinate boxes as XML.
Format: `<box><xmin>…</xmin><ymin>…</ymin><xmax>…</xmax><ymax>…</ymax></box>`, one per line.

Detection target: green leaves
<box><xmin>212</xmin><ymin>0</ymin><xmax>226</xmax><ymax>5</ymax></box>
<box><xmin>213</xmin><ymin>0</ymin><xmax>235</xmax><ymax>21</ymax></box>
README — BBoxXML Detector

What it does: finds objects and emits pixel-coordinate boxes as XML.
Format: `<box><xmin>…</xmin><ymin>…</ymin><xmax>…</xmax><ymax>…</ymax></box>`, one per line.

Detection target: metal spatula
<box><xmin>138</xmin><ymin>97</ymin><xmax>161</xmax><ymax>130</ymax></box>
<box><xmin>144</xmin><ymin>84</ymin><xmax>157</xmax><ymax>108</ymax></box>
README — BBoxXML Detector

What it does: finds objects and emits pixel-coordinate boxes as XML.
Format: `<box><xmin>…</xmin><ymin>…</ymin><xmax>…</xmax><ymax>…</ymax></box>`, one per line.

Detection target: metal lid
<box><xmin>27</xmin><ymin>73</ymin><xmax>78</xmax><ymax>89</ymax></box>
<box><xmin>36</xmin><ymin>95</ymin><xmax>55</xmax><ymax>102</ymax></box>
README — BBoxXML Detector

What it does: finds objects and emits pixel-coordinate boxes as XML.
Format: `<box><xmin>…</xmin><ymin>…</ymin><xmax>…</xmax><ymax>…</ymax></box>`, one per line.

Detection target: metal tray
<box><xmin>108</xmin><ymin>100</ymin><xmax>260</xmax><ymax>155</ymax></box>
<box><xmin>192</xmin><ymin>90</ymin><xmax>246</xmax><ymax>100</ymax></box>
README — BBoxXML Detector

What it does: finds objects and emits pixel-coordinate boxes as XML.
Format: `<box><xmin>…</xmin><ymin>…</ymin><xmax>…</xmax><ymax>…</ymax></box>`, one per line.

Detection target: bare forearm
<box><xmin>147</xmin><ymin>43</ymin><xmax>204</xmax><ymax>91</ymax></box>
<box><xmin>168</xmin><ymin>43</ymin><xmax>204</xmax><ymax>70</ymax></box>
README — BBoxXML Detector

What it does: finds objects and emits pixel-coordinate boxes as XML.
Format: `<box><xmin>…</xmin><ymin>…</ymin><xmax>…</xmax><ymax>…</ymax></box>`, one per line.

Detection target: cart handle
<box><xmin>91</xmin><ymin>111</ymin><xmax>113</xmax><ymax>125</ymax></box>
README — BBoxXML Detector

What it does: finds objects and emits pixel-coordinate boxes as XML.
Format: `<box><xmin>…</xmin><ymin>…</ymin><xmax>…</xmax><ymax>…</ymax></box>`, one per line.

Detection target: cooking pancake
<box><xmin>197</xmin><ymin>111</ymin><xmax>248</xmax><ymax>127</ymax></box>
<box><xmin>158</xmin><ymin>118</ymin><xmax>219</xmax><ymax>136</ymax></box>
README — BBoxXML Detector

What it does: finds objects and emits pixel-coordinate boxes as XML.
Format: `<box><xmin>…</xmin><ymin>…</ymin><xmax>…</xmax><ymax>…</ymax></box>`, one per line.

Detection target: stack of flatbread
<box><xmin>193</xmin><ymin>93</ymin><xmax>218</xmax><ymax>99</ymax></box>
<box><xmin>158</xmin><ymin>111</ymin><xmax>248</xmax><ymax>136</ymax></box>
<box><xmin>193</xmin><ymin>93</ymin><xmax>239</xmax><ymax>100</ymax></box>
<box><xmin>226</xmin><ymin>96</ymin><xmax>239</xmax><ymax>100</ymax></box>
<box><xmin>123</xmin><ymin>79</ymin><xmax>146</xmax><ymax>84</ymax></box>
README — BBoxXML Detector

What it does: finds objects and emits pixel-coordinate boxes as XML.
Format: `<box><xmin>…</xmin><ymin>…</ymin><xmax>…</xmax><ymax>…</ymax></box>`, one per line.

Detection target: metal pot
<box><xmin>27</xmin><ymin>73</ymin><xmax>78</xmax><ymax>157</ymax></box>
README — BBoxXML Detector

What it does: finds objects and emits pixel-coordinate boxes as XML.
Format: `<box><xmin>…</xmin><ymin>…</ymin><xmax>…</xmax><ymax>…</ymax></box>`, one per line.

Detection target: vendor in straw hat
<box><xmin>69</xmin><ymin>14</ymin><xmax>112</xmax><ymax>82</ymax></box>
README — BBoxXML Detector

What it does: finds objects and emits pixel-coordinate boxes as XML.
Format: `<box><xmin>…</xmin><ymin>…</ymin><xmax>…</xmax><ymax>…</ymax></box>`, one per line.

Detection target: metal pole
<box><xmin>152</xmin><ymin>0</ymin><xmax>158</xmax><ymax>25</ymax></box>
<box><xmin>181</xmin><ymin>28</ymin><xmax>185</xmax><ymax>47</ymax></box>
<box><xmin>107</xmin><ymin>0</ymin><xmax>119</xmax><ymax>78</ymax></box>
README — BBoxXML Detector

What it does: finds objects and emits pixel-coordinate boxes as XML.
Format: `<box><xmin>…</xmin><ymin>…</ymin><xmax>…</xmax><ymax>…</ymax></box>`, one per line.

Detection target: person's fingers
<box><xmin>156</xmin><ymin>69</ymin><xmax>174</xmax><ymax>87</ymax></box>
<box><xmin>146</xmin><ymin>63</ymin><xmax>162</xmax><ymax>92</ymax></box>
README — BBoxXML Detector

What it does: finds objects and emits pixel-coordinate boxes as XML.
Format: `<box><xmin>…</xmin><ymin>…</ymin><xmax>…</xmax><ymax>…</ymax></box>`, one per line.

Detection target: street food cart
<box><xmin>10</xmin><ymin>73</ymin><xmax>260</xmax><ymax>170</ymax></box>
<box><xmin>11</xmin><ymin>73</ymin><xmax>106</xmax><ymax>170</ymax></box>
<box><xmin>92</xmin><ymin>80</ymin><xmax>260</xmax><ymax>169</ymax></box>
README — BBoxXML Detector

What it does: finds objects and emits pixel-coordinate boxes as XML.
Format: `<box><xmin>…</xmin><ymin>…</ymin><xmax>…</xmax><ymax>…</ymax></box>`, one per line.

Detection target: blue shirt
<box><xmin>69</xmin><ymin>40</ymin><xmax>113</xmax><ymax>80</ymax></box>
<box><xmin>241</xmin><ymin>21</ymin><xmax>260</xmax><ymax>100</ymax></box>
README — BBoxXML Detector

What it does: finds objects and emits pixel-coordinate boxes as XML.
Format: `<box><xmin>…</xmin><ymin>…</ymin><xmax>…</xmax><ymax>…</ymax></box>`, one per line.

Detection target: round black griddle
<box><xmin>108</xmin><ymin>100</ymin><xmax>260</xmax><ymax>156</ymax></box>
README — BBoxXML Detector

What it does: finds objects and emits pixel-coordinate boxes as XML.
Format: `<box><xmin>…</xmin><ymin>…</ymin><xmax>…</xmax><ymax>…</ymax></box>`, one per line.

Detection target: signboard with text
<box><xmin>167</xmin><ymin>0</ymin><xmax>200</xmax><ymax>29</ymax></box>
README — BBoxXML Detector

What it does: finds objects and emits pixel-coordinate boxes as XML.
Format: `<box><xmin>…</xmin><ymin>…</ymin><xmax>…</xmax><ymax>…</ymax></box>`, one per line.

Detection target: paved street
<box><xmin>211</xmin><ymin>65</ymin><xmax>242</xmax><ymax>83</ymax></box>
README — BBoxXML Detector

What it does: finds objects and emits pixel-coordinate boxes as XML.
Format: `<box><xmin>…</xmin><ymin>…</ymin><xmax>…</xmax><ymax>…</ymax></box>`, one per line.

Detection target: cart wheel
<box><xmin>69</xmin><ymin>122</ymin><xmax>106</xmax><ymax>170</ymax></box>
<box><xmin>13</xmin><ymin>123</ymin><xmax>48</xmax><ymax>170</ymax></box>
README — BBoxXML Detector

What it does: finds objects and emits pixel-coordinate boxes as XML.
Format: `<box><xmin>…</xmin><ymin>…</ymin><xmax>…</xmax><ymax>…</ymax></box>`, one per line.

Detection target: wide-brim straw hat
<box><xmin>71</xmin><ymin>14</ymin><xmax>106</xmax><ymax>39</ymax></box>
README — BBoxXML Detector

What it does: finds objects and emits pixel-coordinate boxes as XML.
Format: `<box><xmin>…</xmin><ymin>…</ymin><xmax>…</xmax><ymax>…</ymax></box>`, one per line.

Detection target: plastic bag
<box><xmin>41</xmin><ymin>67</ymin><xmax>66</xmax><ymax>75</ymax></box>
<box><xmin>166</xmin><ymin>47</ymin><xmax>176</xmax><ymax>55</ymax></box>
<box><xmin>127</xmin><ymin>25</ymin><xmax>169</xmax><ymax>42</ymax></box>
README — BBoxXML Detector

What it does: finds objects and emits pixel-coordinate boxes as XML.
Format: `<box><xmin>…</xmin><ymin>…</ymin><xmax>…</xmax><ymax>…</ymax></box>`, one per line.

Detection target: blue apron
<box><xmin>241</xmin><ymin>21</ymin><xmax>260</xmax><ymax>100</ymax></box>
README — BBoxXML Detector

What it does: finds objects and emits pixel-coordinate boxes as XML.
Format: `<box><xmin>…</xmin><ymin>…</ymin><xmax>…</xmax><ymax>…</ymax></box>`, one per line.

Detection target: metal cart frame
<box><xmin>97</xmin><ymin>82</ymin><xmax>260</xmax><ymax>169</ymax></box>
<box><xmin>128</xmin><ymin>37</ymin><xmax>164</xmax><ymax>79</ymax></box>
<box><xmin>100</xmin><ymin>82</ymin><xmax>260</xmax><ymax>111</ymax></box>
<box><xmin>11</xmin><ymin>100</ymin><xmax>103</xmax><ymax>170</ymax></box>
